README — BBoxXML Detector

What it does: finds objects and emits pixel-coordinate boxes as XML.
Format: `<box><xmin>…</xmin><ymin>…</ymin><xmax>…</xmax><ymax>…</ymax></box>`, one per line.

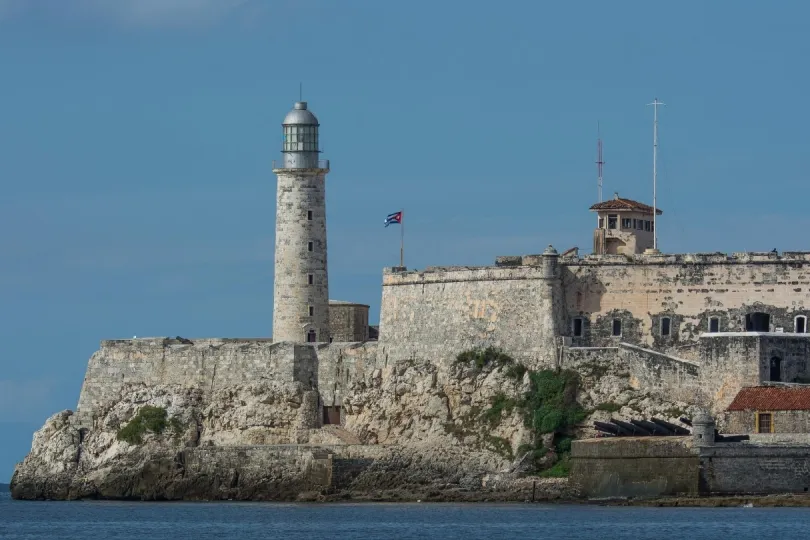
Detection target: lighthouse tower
<box><xmin>272</xmin><ymin>101</ymin><xmax>330</xmax><ymax>343</ymax></box>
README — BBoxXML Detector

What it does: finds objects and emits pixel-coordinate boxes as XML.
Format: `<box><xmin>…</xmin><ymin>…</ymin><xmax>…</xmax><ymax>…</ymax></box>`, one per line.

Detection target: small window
<box><xmin>307</xmin><ymin>210</ymin><xmax>313</xmax><ymax>221</ymax></box>
<box><xmin>661</xmin><ymin>317</ymin><xmax>671</xmax><ymax>336</ymax></box>
<box><xmin>632</xmin><ymin>219</ymin><xmax>637</xmax><ymax>229</ymax></box>
<box><xmin>637</xmin><ymin>220</ymin><xmax>643</xmax><ymax>230</ymax></box>
<box><xmin>796</xmin><ymin>316</ymin><xmax>807</xmax><ymax>334</ymax></box>
<box><xmin>573</xmin><ymin>318</ymin><xmax>583</xmax><ymax>337</ymax></box>
<box><xmin>612</xmin><ymin>319</ymin><xmax>622</xmax><ymax>336</ymax></box>
<box><xmin>709</xmin><ymin>317</ymin><xmax>719</xmax><ymax>333</ymax></box>
<box><xmin>651</xmin><ymin>222</ymin><xmax>655</xmax><ymax>232</ymax></box>
<box><xmin>308</xmin><ymin>241</ymin><xmax>314</xmax><ymax>252</ymax></box>
<box><xmin>307</xmin><ymin>274</ymin><xmax>314</xmax><ymax>285</ymax></box>
<box><xmin>308</xmin><ymin>306</ymin><xmax>314</xmax><ymax>317</ymax></box>
<box><xmin>757</xmin><ymin>412</ymin><xmax>773</xmax><ymax>434</ymax></box>
<box><xmin>608</xmin><ymin>215</ymin><xmax>618</xmax><ymax>230</ymax></box>
<box><xmin>621</xmin><ymin>218</ymin><xmax>632</xmax><ymax>229</ymax></box>
<box><xmin>644</xmin><ymin>221</ymin><xmax>651</xmax><ymax>232</ymax></box>
<box><xmin>306</xmin><ymin>329</ymin><xmax>317</xmax><ymax>343</ymax></box>
<box><xmin>598</xmin><ymin>217</ymin><xmax>604</xmax><ymax>228</ymax></box>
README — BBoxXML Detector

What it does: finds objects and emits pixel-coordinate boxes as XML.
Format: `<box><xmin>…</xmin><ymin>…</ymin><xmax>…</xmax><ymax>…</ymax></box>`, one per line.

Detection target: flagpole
<box><xmin>400</xmin><ymin>209</ymin><xmax>404</xmax><ymax>268</ymax></box>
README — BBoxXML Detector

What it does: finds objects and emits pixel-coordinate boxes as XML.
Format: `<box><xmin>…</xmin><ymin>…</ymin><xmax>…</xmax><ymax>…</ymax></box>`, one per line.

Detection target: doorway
<box><xmin>770</xmin><ymin>357</ymin><xmax>782</xmax><ymax>382</ymax></box>
<box><xmin>323</xmin><ymin>406</ymin><xmax>341</xmax><ymax>425</ymax></box>
<box><xmin>746</xmin><ymin>312</ymin><xmax>770</xmax><ymax>332</ymax></box>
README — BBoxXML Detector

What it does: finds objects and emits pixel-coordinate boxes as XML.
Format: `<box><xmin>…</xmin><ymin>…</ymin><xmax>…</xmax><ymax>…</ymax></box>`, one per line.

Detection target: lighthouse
<box><xmin>272</xmin><ymin>101</ymin><xmax>330</xmax><ymax>343</ymax></box>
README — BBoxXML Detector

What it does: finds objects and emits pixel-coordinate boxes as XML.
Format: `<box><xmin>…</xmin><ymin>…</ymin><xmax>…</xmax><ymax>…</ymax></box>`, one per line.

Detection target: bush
<box><xmin>483</xmin><ymin>393</ymin><xmax>517</xmax><ymax>425</ymax></box>
<box><xmin>455</xmin><ymin>347</ymin><xmax>514</xmax><ymax>371</ymax></box>
<box><xmin>594</xmin><ymin>402</ymin><xmax>622</xmax><ymax>413</ymax></box>
<box><xmin>117</xmin><ymin>406</ymin><xmax>181</xmax><ymax>445</ymax></box>
<box><xmin>539</xmin><ymin>456</ymin><xmax>571</xmax><ymax>478</ymax></box>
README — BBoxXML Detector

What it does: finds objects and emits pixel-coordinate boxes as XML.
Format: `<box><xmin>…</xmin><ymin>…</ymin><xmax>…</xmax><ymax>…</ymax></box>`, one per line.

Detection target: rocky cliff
<box><xmin>11</xmin><ymin>348</ymin><xmax>697</xmax><ymax>501</ymax></box>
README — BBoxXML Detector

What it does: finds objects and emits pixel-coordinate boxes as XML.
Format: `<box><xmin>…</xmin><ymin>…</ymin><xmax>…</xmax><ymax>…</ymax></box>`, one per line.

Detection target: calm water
<box><xmin>2</xmin><ymin>491</ymin><xmax>810</xmax><ymax>539</ymax></box>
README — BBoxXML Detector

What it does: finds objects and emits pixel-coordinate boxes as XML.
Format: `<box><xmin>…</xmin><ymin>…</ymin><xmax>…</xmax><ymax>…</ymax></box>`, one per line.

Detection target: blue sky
<box><xmin>1</xmin><ymin>0</ymin><xmax>809</xmax><ymax>480</ymax></box>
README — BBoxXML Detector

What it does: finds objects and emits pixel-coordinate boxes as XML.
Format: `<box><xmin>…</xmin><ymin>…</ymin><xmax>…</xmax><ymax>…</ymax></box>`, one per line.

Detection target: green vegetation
<box><xmin>117</xmin><ymin>406</ymin><xmax>184</xmax><ymax>445</ymax></box>
<box><xmin>539</xmin><ymin>456</ymin><xmax>571</xmax><ymax>478</ymax></box>
<box><xmin>461</xmin><ymin>346</ymin><xmax>584</xmax><ymax>478</ymax></box>
<box><xmin>593</xmin><ymin>402</ymin><xmax>622</xmax><ymax>413</ymax></box>
<box><xmin>455</xmin><ymin>347</ymin><xmax>514</xmax><ymax>371</ymax></box>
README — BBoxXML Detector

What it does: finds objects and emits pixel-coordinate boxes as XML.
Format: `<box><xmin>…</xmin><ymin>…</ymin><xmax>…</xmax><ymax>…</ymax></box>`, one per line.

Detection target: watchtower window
<box><xmin>307</xmin><ymin>274</ymin><xmax>314</xmax><ymax>285</ymax></box>
<box><xmin>307</xmin><ymin>241</ymin><xmax>314</xmax><ymax>252</ymax></box>
<box><xmin>573</xmin><ymin>317</ymin><xmax>583</xmax><ymax>337</ymax></box>
<box><xmin>757</xmin><ymin>412</ymin><xmax>773</xmax><ymax>434</ymax></box>
<box><xmin>636</xmin><ymin>220</ymin><xmax>643</xmax><ymax>230</ymax></box>
<box><xmin>612</xmin><ymin>319</ymin><xmax>622</xmax><ymax>337</ymax></box>
<box><xmin>607</xmin><ymin>215</ymin><xmax>618</xmax><ymax>230</ymax></box>
<box><xmin>598</xmin><ymin>218</ymin><xmax>604</xmax><ymax>228</ymax></box>
<box><xmin>745</xmin><ymin>312</ymin><xmax>770</xmax><ymax>332</ymax></box>
<box><xmin>708</xmin><ymin>317</ymin><xmax>719</xmax><ymax>333</ymax></box>
<box><xmin>661</xmin><ymin>317</ymin><xmax>671</xmax><ymax>336</ymax></box>
<box><xmin>306</xmin><ymin>329</ymin><xmax>317</xmax><ymax>343</ymax></box>
<box><xmin>796</xmin><ymin>315</ymin><xmax>807</xmax><ymax>334</ymax></box>
<box><xmin>308</xmin><ymin>306</ymin><xmax>314</xmax><ymax>317</ymax></box>
<box><xmin>644</xmin><ymin>220</ymin><xmax>651</xmax><ymax>231</ymax></box>
<box><xmin>621</xmin><ymin>218</ymin><xmax>632</xmax><ymax>229</ymax></box>
<box><xmin>307</xmin><ymin>210</ymin><xmax>313</xmax><ymax>221</ymax></box>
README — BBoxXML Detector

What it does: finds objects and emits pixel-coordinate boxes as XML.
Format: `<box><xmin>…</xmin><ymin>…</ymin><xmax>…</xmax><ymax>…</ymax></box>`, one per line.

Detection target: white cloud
<box><xmin>0</xmin><ymin>0</ymin><xmax>253</xmax><ymax>27</ymax></box>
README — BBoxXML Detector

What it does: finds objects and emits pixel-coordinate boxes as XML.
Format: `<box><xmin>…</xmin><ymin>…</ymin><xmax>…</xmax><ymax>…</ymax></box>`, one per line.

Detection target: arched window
<box><xmin>661</xmin><ymin>317</ymin><xmax>671</xmax><ymax>337</ymax></box>
<box><xmin>796</xmin><ymin>315</ymin><xmax>807</xmax><ymax>334</ymax></box>
<box><xmin>770</xmin><ymin>356</ymin><xmax>782</xmax><ymax>382</ymax></box>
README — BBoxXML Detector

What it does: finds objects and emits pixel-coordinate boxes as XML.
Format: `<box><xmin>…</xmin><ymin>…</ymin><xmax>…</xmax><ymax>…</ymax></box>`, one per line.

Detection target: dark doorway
<box><xmin>746</xmin><ymin>312</ymin><xmax>770</xmax><ymax>332</ymax></box>
<box><xmin>323</xmin><ymin>406</ymin><xmax>341</xmax><ymax>425</ymax></box>
<box><xmin>573</xmin><ymin>318</ymin><xmax>583</xmax><ymax>337</ymax></box>
<box><xmin>770</xmin><ymin>357</ymin><xmax>782</xmax><ymax>382</ymax></box>
<box><xmin>306</xmin><ymin>329</ymin><xmax>317</xmax><ymax>343</ymax></box>
<box><xmin>797</xmin><ymin>316</ymin><xmax>807</xmax><ymax>334</ymax></box>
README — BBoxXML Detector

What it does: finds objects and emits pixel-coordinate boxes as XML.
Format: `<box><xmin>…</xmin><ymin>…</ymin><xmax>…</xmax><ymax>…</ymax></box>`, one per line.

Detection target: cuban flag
<box><xmin>384</xmin><ymin>211</ymin><xmax>402</xmax><ymax>227</ymax></box>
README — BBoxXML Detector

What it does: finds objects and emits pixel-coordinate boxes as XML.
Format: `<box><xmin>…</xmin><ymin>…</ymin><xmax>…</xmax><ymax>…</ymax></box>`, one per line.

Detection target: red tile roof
<box><xmin>727</xmin><ymin>386</ymin><xmax>810</xmax><ymax>411</ymax></box>
<box><xmin>589</xmin><ymin>196</ymin><xmax>663</xmax><ymax>215</ymax></box>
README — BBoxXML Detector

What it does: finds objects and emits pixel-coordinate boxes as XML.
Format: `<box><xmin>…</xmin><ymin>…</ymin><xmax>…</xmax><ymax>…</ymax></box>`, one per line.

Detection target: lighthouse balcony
<box><xmin>272</xmin><ymin>159</ymin><xmax>330</xmax><ymax>171</ymax></box>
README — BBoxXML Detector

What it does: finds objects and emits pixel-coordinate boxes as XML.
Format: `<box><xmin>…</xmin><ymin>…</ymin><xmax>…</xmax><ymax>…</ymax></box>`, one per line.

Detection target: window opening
<box><xmin>621</xmin><ymin>218</ymin><xmax>632</xmax><ymax>229</ymax></box>
<box><xmin>308</xmin><ymin>306</ymin><xmax>314</xmax><ymax>317</ymax></box>
<box><xmin>308</xmin><ymin>274</ymin><xmax>314</xmax><ymax>285</ymax></box>
<box><xmin>573</xmin><ymin>318</ymin><xmax>583</xmax><ymax>337</ymax></box>
<box><xmin>661</xmin><ymin>317</ymin><xmax>671</xmax><ymax>336</ymax></box>
<box><xmin>612</xmin><ymin>319</ymin><xmax>622</xmax><ymax>336</ymax></box>
<box><xmin>757</xmin><ymin>412</ymin><xmax>772</xmax><ymax>434</ymax></box>
<box><xmin>796</xmin><ymin>316</ymin><xmax>807</xmax><ymax>334</ymax></box>
<box><xmin>770</xmin><ymin>357</ymin><xmax>782</xmax><ymax>382</ymax></box>
<box><xmin>598</xmin><ymin>218</ymin><xmax>604</xmax><ymax>228</ymax></box>
<box><xmin>709</xmin><ymin>317</ymin><xmax>719</xmax><ymax>333</ymax></box>
<box><xmin>308</xmin><ymin>241</ymin><xmax>314</xmax><ymax>252</ymax></box>
<box><xmin>745</xmin><ymin>312</ymin><xmax>770</xmax><ymax>332</ymax></box>
<box><xmin>307</xmin><ymin>210</ymin><xmax>313</xmax><ymax>221</ymax></box>
<box><xmin>644</xmin><ymin>221</ymin><xmax>651</xmax><ymax>231</ymax></box>
<box><xmin>607</xmin><ymin>215</ymin><xmax>618</xmax><ymax>230</ymax></box>
<box><xmin>306</xmin><ymin>329</ymin><xmax>317</xmax><ymax>343</ymax></box>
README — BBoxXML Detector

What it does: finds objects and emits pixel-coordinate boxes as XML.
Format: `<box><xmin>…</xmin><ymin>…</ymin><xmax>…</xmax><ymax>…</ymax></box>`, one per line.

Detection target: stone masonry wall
<box><xmin>700</xmin><ymin>443</ymin><xmax>810</xmax><ymax>494</ymax></box>
<box><xmin>562</xmin><ymin>252</ymin><xmax>810</xmax><ymax>350</ymax></box>
<box><xmin>726</xmin><ymin>409</ymin><xmax>810</xmax><ymax>434</ymax></box>
<box><xmin>379</xmin><ymin>265</ymin><xmax>562</xmax><ymax>369</ymax></box>
<box><xmin>76</xmin><ymin>338</ymin><xmax>321</xmax><ymax>423</ymax></box>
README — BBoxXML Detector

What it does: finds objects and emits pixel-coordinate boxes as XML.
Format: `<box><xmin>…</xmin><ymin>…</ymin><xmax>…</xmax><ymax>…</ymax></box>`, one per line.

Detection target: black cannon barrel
<box><xmin>633</xmin><ymin>419</ymin><xmax>674</xmax><ymax>436</ymax></box>
<box><xmin>612</xmin><ymin>418</ymin><xmax>652</xmax><ymax>436</ymax></box>
<box><xmin>651</xmin><ymin>417</ymin><xmax>691</xmax><ymax>435</ymax></box>
<box><xmin>594</xmin><ymin>421</ymin><xmax>621</xmax><ymax>435</ymax></box>
<box><xmin>679</xmin><ymin>417</ymin><xmax>693</xmax><ymax>427</ymax></box>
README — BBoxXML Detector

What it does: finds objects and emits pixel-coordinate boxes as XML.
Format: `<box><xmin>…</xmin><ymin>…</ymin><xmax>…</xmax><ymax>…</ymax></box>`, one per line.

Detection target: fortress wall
<box><xmin>76</xmin><ymin>338</ymin><xmax>318</xmax><ymax>420</ymax></box>
<box><xmin>379</xmin><ymin>266</ymin><xmax>560</xmax><ymax>368</ymax></box>
<box><xmin>315</xmin><ymin>341</ymin><xmax>383</xmax><ymax>407</ymax></box>
<box><xmin>562</xmin><ymin>255</ymin><xmax>810</xmax><ymax>349</ymax></box>
<box><xmin>619</xmin><ymin>343</ymin><xmax>703</xmax><ymax>405</ymax></box>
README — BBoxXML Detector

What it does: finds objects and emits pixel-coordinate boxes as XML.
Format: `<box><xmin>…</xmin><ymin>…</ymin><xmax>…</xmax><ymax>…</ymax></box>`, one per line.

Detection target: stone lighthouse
<box><xmin>272</xmin><ymin>101</ymin><xmax>330</xmax><ymax>343</ymax></box>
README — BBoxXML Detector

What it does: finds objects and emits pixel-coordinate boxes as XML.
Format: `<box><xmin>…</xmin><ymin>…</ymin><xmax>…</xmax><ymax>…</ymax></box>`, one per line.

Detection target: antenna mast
<box><xmin>647</xmin><ymin>98</ymin><xmax>665</xmax><ymax>251</ymax></box>
<box><xmin>596</xmin><ymin>122</ymin><xmax>604</xmax><ymax>203</ymax></box>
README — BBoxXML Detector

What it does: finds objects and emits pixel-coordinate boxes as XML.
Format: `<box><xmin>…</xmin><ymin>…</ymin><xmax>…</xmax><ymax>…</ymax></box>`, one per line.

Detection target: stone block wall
<box><xmin>329</xmin><ymin>302</ymin><xmax>370</xmax><ymax>342</ymax></box>
<box><xmin>379</xmin><ymin>265</ymin><xmax>562</xmax><ymax>369</ymax></box>
<box><xmin>725</xmin><ymin>410</ymin><xmax>810</xmax><ymax>434</ymax></box>
<box><xmin>315</xmin><ymin>341</ymin><xmax>383</xmax><ymax>407</ymax></box>
<box><xmin>571</xmin><ymin>437</ymin><xmax>699</xmax><ymax>498</ymax></box>
<box><xmin>619</xmin><ymin>343</ymin><xmax>702</xmax><ymax>405</ymax></box>
<box><xmin>700</xmin><ymin>443</ymin><xmax>810</xmax><ymax>494</ymax></box>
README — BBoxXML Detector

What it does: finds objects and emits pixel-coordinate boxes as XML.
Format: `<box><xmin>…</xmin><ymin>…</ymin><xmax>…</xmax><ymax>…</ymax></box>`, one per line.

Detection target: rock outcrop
<box><xmin>12</xmin><ymin>352</ymin><xmax>695</xmax><ymax>501</ymax></box>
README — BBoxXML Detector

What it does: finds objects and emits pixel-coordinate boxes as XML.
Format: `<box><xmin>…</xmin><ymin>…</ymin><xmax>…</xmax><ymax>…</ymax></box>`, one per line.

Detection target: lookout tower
<box><xmin>272</xmin><ymin>102</ymin><xmax>331</xmax><ymax>343</ymax></box>
<box><xmin>589</xmin><ymin>192</ymin><xmax>663</xmax><ymax>255</ymax></box>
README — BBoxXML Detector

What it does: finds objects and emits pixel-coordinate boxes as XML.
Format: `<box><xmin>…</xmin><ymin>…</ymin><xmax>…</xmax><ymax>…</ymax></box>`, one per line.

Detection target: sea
<box><xmin>2</xmin><ymin>491</ymin><xmax>810</xmax><ymax>539</ymax></box>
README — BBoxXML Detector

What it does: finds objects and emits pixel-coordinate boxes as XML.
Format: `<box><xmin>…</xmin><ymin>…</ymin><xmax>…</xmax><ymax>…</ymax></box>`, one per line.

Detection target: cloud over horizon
<box><xmin>0</xmin><ymin>0</ymin><xmax>254</xmax><ymax>28</ymax></box>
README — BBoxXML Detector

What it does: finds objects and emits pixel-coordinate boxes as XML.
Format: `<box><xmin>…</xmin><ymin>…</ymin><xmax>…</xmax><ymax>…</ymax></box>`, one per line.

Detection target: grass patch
<box><xmin>117</xmin><ymin>406</ymin><xmax>183</xmax><ymax>445</ymax></box>
<box><xmin>594</xmin><ymin>402</ymin><xmax>622</xmax><ymax>413</ymax></box>
<box><xmin>539</xmin><ymin>456</ymin><xmax>571</xmax><ymax>478</ymax></box>
<box><xmin>483</xmin><ymin>393</ymin><xmax>517</xmax><ymax>425</ymax></box>
<box><xmin>483</xmin><ymin>435</ymin><xmax>514</xmax><ymax>460</ymax></box>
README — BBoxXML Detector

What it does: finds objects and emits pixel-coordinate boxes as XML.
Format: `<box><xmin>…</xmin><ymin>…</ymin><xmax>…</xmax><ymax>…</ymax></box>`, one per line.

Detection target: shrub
<box><xmin>117</xmin><ymin>406</ymin><xmax>176</xmax><ymax>445</ymax></box>
<box><xmin>455</xmin><ymin>347</ymin><xmax>514</xmax><ymax>371</ymax></box>
<box><xmin>483</xmin><ymin>393</ymin><xmax>517</xmax><ymax>425</ymax></box>
<box><xmin>594</xmin><ymin>402</ymin><xmax>622</xmax><ymax>413</ymax></box>
<box><xmin>539</xmin><ymin>456</ymin><xmax>571</xmax><ymax>478</ymax></box>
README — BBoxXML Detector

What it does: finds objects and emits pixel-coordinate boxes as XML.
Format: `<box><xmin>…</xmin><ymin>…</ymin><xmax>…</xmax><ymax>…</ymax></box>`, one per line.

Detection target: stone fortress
<box><xmin>14</xmin><ymin>99</ymin><xmax>810</xmax><ymax>501</ymax></box>
<box><xmin>76</xmin><ymin>98</ymin><xmax>810</xmax><ymax>439</ymax></box>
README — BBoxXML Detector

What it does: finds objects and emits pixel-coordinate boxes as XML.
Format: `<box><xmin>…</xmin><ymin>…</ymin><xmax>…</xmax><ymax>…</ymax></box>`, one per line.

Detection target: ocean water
<box><xmin>2</xmin><ymin>491</ymin><xmax>810</xmax><ymax>539</ymax></box>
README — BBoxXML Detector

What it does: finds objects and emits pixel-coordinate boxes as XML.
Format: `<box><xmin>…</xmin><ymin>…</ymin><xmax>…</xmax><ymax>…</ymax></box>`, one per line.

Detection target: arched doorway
<box><xmin>306</xmin><ymin>329</ymin><xmax>317</xmax><ymax>343</ymax></box>
<box><xmin>770</xmin><ymin>357</ymin><xmax>782</xmax><ymax>382</ymax></box>
<box><xmin>746</xmin><ymin>312</ymin><xmax>770</xmax><ymax>332</ymax></box>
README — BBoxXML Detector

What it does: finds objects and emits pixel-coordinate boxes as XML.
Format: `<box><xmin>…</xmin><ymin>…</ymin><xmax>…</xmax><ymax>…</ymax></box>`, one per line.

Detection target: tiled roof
<box><xmin>727</xmin><ymin>386</ymin><xmax>810</xmax><ymax>411</ymax></box>
<box><xmin>589</xmin><ymin>196</ymin><xmax>663</xmax><ymax>215</ymax></box>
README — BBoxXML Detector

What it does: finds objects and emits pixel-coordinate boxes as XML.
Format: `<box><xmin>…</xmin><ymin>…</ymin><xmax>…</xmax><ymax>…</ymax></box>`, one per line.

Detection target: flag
<box><xmin>384</xmin><ymin>211</ymin><xmax>402</xmax><ymax>227</ymax></box>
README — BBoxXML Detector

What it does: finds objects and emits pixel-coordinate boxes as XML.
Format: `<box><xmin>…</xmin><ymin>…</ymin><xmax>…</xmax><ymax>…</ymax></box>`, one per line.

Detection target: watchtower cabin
<box><xmin>590</xmin><ymin>193</ymin><xmax>663</xmax><ymax>255</ymax></box>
